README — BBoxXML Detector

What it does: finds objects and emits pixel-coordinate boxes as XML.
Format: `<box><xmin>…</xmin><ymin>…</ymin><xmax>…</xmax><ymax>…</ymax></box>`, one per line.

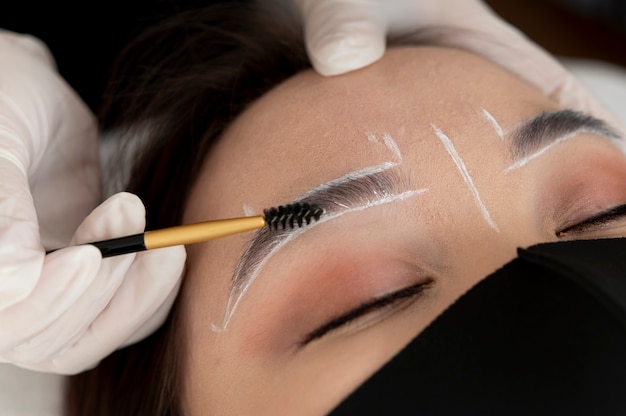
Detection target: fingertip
<box><xmin>46</xmin><ymin>244</ymin><xmax>103</xmax><ymax>278</ymax></box>
<box><xmin>0</xmin><ymin>30</ymin><xmax>56</xmax><ymax>68</ymax></box>
<box><xmin>310</xmin><ymin>40</ymin><xmax>385</xmax><ymax>76</ymax></box>
<box><xmin>136</xmin><ymin>245</ymin><xmax>187</xmax><ymax>285</ymax></box>
<box><xmin>104</xmin><ymin>192</ymin><xmax>146</xmax><ymax>232</ymax></box>
<box><xmin>102</xmin><ymin>192</ymin><xmax>145</xmax><ymax>215</ymax></box>
<box><xmin>72</xmin><ymin>192</ymin><xmax>146</xmax><ymax>245</ymax></box>
<box><xmin>302</xmin><ymin>0</ymin><xmax>387</xmax><ymax>76</ymax></box>
<box><xmin>307</xmin><ymin>28</ymin><xmax>386</xmax><ymax>76</ymax></box>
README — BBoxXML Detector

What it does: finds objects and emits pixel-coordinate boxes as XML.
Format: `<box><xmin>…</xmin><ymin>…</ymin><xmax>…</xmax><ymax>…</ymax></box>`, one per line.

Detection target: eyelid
<box><xmin>556</xmin><ymin>203</ymin><xmax>626</xmax><ymax>237</ymax></box>
<box><xmin>297</xmin><ymin>279</ymin><xmax>433</xmax><ymax>348</ymax></box>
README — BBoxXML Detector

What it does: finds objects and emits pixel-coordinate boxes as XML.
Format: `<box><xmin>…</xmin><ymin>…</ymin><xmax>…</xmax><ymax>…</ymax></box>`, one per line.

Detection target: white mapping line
<box><xmin>365</xmin><ymin>133</ymin><xmax>403</xmax><ymax>162</ymax></box>
<box><xmin>482</xmin><ymin>108</ymin><xmax>504</xmax><ymax>140</ymax></box>
<box><xmin>432</xmin><ymin>124</ymin><xmax>500</xmax><ymax>233</ymax></box>
<box><xmin>382</xmin><ymin>133</ymin><xmax>403</xmax><ymax>162</ymax></box>
<box><xmin>242</xmin><ymin>203</ymin><xmax>255</xmax><ymax>216</ymax></box>
<box><xmin>211</xmin><ymin>187</ymin><xmax>428</xmax><ymax>332</ymax></box>
<box><xmin>503</xmin><ymin>132</ymin><xmax>580</xmax><ymax>173</ymax></box>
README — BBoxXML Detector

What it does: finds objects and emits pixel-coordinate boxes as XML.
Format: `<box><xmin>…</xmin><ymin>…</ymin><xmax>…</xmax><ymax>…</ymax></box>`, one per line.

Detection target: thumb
<box><xmin>297</xmin><ymin>0</ymin><xmax>387</xmax><ymax>76</ymax></box>
<box><xmin>70</xmin><ymin>192</ymin><xmax>145</xmax><ymax>246</ymax></box>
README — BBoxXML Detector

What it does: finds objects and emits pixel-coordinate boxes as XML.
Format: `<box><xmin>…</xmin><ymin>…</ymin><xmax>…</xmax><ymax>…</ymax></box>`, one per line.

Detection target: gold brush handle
<box><xmin>144</xmin><ymin>215</ymin><xmax>266</xmax><ymax>249</ymax></box>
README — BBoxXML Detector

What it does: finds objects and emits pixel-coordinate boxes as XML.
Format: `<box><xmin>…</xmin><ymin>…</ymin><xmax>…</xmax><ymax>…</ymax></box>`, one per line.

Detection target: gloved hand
<box><xmin>0</xmin><ymin>30</ymin><xmax>186</xmax><ymax>374</ymax></box>
<box><xmin>296</xmin><ymin>0</ymin><xmax>626</xmax><ymax>134</ymax></box>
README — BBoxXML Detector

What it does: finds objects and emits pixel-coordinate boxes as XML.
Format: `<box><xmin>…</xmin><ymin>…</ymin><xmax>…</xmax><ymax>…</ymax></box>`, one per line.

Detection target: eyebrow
<box><xmin>506</xmin><ymin>110</ymin><xmax>623</xmax><ymax>171</ymax></box>
<box><xmin>215</xmin><ymin>165</ymin><xmax>424</xmax><ymax>330</ymax></box>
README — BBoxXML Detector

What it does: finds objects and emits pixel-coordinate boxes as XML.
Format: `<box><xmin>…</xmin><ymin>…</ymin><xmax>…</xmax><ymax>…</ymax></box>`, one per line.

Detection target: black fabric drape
<box><xmin>332</xmin><ymin>238</ymin><xmax>626</xmax><ymax>415</ymax></box>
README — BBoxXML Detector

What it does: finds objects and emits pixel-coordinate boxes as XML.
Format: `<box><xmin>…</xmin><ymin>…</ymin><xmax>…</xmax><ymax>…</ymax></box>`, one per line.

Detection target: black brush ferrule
<box><xmin>89</xmin><ymin>233</ymin><xmax>147</xmax><ymax>258</ymax></box>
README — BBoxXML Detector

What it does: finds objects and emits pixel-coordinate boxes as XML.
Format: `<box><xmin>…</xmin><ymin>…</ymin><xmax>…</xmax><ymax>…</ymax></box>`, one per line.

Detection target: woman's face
<box><xmin>180</xmin><ymin>47</ymin><xmax>626</xmax><ymax>415</ymax></box>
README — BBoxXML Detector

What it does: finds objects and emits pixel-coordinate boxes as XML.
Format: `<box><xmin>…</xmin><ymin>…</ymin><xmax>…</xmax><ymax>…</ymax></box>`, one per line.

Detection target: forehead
<box><xmin>186</xmin><ymin>46</ymin><xmax>558</xmax><ymax>219</ymax></box>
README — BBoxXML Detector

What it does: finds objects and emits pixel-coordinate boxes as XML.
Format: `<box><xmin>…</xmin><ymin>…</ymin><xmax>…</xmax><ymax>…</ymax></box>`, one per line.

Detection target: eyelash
<box><xmin>294</xmin><ymin>205</ymin><xmax>626</xmax><ymax>346</ymax></box>
<box><xmin>298</xmin><ymin>280</ymin><xmax>433</xmax><ymax>348</ymax></box>
<box><xmin>556</xmin><ymin>203</ymin><xmax>626</xmax><ymax>237</ymax></box>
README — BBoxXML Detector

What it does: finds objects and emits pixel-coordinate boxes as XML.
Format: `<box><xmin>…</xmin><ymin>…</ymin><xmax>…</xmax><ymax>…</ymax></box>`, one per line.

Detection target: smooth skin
<box><xmin>180</xmin><ymin>46</ymin><xmax>626</xmax><ymax>415</ymax></box>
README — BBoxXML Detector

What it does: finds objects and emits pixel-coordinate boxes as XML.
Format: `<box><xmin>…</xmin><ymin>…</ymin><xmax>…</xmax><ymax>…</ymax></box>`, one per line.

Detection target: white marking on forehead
<box><xmin>503</xmin><ymin>131</ymin><xmax>579</xmax><ymax>173</ymax></box>
<box><xmin>365</xmin><ymin>132</ymin><xmax>403</xmax><ymax>162</ymax></box>
<box><xmin>432</xmin><ymin>124</ymin><xmax>500</xmax><ymax>232</ymax></box>
<box><xmin>482</xmin><ymin>108</ymin><xmax>504</xmax><ymax>140</ymax></box>
<box><xmin>242</xmin><ymin>203</ymin><xmax>255</xmax><ymax>216</ymax></box>
<box><xmin>211</xmin><ymin>187</ymin><xmax>428</xmax><ymax>332</ymax></box>
<box><xmin>215</xmin><ymin>137</ymin><xmax>410</xmax><ymax>332</ymax></box>
<box><xmin>382</xmin><ymin>133</ymin><xmax>403</xmax><ymax>162</ymax></box>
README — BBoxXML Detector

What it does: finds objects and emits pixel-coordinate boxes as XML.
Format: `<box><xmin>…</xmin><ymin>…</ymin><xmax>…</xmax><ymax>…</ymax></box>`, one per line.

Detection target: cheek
<box><xmin>251</xmin><ymin>249</ymin><xmax>420</xmax><ymax>351</ymax></box>
<box><xmin>182</xmin><ymin>240</ymin><xmax>283</xmax><ymax>414</ymax></box>
<box><xmin>180</xmin><ymin>233</ymin><xmax>254</xmax><ymax>366</ymax></box>
<box><xmin>231</xmin><ymin>239</ymin><xmax>424</xmax><ymax>352</ymax></box>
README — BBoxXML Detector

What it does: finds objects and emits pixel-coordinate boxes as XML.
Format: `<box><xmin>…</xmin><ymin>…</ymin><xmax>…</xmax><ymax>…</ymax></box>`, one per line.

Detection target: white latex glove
<box><xmin>296</xmin><ymin>0</ymin><xmax>626</xmax><ymax>134</ymax></box>
<box><xmin>0</xmin><ymin>30</ymin><xmax>186</xmax><ymax>374</ymax></box>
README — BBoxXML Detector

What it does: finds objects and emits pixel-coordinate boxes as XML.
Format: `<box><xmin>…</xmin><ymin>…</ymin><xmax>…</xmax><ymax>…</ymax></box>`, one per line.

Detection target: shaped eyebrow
<box><xmin>506</xmin><ymin>110</ymin><xmax>622</xmax><ymax>171</ymax></box>
<box><xmin>234</xmin><ymin>165</ymin><xmax>411</xmax><ymax>291</ymax></box>
<box><xmin>213</xmin><ymin>164</ymin><xmax>423</xmax><ymax>331</ymax></box>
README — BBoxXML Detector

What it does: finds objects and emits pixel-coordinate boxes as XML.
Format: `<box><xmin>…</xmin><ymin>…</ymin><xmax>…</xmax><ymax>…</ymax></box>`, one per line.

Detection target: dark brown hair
<box><xmin>66</xmin><ymin>2</ymin><xmax>310</xmax><ymax>414</ymax></box>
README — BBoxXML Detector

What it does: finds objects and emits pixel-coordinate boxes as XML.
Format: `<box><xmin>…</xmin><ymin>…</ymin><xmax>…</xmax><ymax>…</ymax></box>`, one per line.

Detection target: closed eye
<box><xmin>298</xmin><ymin>280</ymin><xmax>433</xmax><ymax>348</ymax></box>
<box><xmin>556</xmin><ymin>204</ymin><xmax>626</xmax><ymax>237</ymax></box>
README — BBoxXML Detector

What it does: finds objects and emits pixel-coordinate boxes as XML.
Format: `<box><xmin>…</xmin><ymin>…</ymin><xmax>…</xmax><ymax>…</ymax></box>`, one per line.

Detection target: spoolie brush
<box><xmin>48</xmin><ymin>202</ymin><xmax>323</xmax><ymax>258</ymax></box>
<box><xmin>264</xmin><ymin>203</ymin><xmax>324</xmax><ymax>230</ymax></box>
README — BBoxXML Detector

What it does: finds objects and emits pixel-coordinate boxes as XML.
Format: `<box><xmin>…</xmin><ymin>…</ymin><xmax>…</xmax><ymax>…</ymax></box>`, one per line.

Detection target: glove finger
<box><xmin>0</xmin><ymin>47</ymin><xmax>51</xmax><ymax>298</ymax></box>
<box><xmin>376</xmin><ymin>0</ymin><xmax>572</xmax><ymax>101</ymax></box>
<box><xmin>0</xmin><ymin>31</ymin><xmax>99</xmax><ymax>309</ymax></box>
<box><xmin>382</xmin><ymin>0</ymin><xmax>626</xmax><ymax>134</ymax></box>
<box><xmin>1</xmin><ymin>193</ymin><xmax>146</xmax><ymax>362</ymax></box>
<box><xmin>70</xmin><ymin>192</ymin><xmax>145</xmax><ymax>246</ymax></box>
<box><xmin>1</xmin><ymin>252</ymin><xmax>133</xmax><ymax>363</ymax></box>
<box><xmin>121</xmin><ymin>257</ymin><xmax>184</xmax><ymax>347</ymax></box>
<box><xmin>0</xmin><ymin>30</ymin><xmax>56</xmax><ymax>68</ymax></box>
<box><xmin>298</xmin><ymin>0</ymin><xmax>387</xmax><ymax>76</ymax></box>
<box><xmin>37</xmin><ymin>245</ymin><xmax>186</xmax><ymax>375</ymax></box>
<box><xmin>457</xmin><ymin>10</ymin><xmax>626</xmax><ymax>133</ymax></box>
<box><xmin>0</xmin><ymin>30</ymin><xmax>100</xmax><ymax>248</ymax></box>
<box><xmin>0</xmin><ymin>245</ymin><xmax>101</xmax><ymax>351</ymax></box>
<box><xmin>0</xmin><ymin>33</ymin><xmax>63</xmax><ymax>170</ymax></box>
<box><xmin>30</xmin><ymin>85</ymin><xmax>99</xmax><ymax>249</ymax></box>
<box><xmin>0</xmin><ymin>135</ymin><xmax>45</xmax><ymax>310</ymax></box>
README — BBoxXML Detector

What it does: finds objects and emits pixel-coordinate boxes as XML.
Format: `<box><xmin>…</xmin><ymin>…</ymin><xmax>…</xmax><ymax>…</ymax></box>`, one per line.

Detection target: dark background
<box><xmin>0</xmin><ymin>0</ymin><xmax>215</xmax><ymax>111</ymax></box>
<box><xmin>486</xmin><ymin>0</ymin><xmax>626</xmax><ymax>68</ymax></box>
<box><xmin>2</xmin><ymin>0</ymin><xmax>625</xmax><ymax>112</ymax></box>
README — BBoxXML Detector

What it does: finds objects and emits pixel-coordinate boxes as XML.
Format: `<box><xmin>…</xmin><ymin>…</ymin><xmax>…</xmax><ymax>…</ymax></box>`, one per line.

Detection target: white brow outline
<box><xmin>504</xmin><ymin>131</ymin><xmax>582</xmax><ymax>172</ymax></box>
<box><xmin>212</xmin><ymin>186</ymin><xmax>428</xmax><ymax>332</ymax></box>
<box><xmin>213</xmin><ymin>135</ymin><xmax>413</xmax><ymax>331</ymax></box>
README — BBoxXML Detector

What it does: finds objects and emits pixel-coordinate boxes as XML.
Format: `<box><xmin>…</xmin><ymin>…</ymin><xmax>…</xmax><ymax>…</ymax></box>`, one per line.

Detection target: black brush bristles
<box><xmin>263</xmin><ymin>203</ymin><xmax>323</xmax><ymax>231</ymax></box>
